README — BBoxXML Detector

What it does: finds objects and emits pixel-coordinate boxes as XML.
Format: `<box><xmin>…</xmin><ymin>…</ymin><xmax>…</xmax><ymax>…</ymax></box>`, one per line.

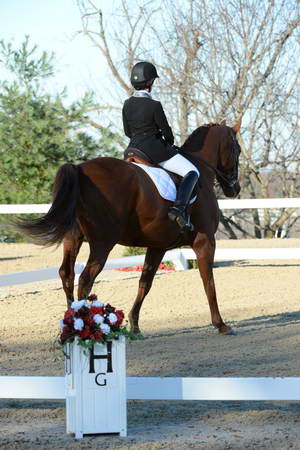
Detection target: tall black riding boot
<box><xmin>168</xmin><ymin>171</ymin><xmax>199</xmax><ymax>231</ymax></box>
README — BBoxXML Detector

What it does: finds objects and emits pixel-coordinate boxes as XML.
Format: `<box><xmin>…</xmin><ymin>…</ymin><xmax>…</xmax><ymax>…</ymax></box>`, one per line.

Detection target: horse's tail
<box><xmin>15</xmin><ymin>163</ymin><xmax>80</xmax><ymax>247</ymax></box>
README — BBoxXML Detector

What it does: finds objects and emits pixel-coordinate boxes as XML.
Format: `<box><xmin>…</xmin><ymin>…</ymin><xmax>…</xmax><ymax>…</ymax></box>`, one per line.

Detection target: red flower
<box><xmin>63</xmin><ymin>313</ymin><xmax>76</xmax><ymax>327</ymax></box>
<box><xmin>90</xmin><ymin>306</ymin><xmax>104</xmax><ymax>315</ymax></box>
<box><xmin>93</xmin><ymin>330</ymin><xmax>104</xmax><ymax>340</ymax></box>
<box><xmin>60</xmin><ymin>332</ymin><xmax>70</xmax><ymax>344</ymax></box>
<box><xmin>79</xmin><ymin>326</ymin><xmax>91</xmax><ymax>339</ymax></box>
<box><xmin>116</xmin><ymin>265</ymin><xmax>143</xmax><ymax>271</ymax></box>
<box><xmin>78</xmin><ymin>306</ymin><xmax>90</xmax><ymax>318</ymax></box>
<box><xmin>60</xmin><ymin>325</ymin><xmax>74</xmax><ymax>344</ymax></box>
<box><xmin>63</xmin><ymin>324</ymin><xmax>74</xmax><ymax>333</ymax></box>
<box><xmin>60</xmin><ymin>299</ymin><xmax>127</xmax><ymax>347</ymax></box>
<box><xmin>159</xmin><ymin>264</ymin><xmax>175</xmax><ymax>271</ymax></box>
<box><xmin>64</xmin><ymin>309</ymin><xmax>76</xmax><ymax>320</ymax></box>
<box><xmin>115</xmin><ymin>310</ymin><xmax>125</xmax><ymax>326</ymax></box>
<box><xmin>88</xmin><ymin>294</ymin><xmax>98</xmax><ymax>301</ymax></box>
<box><xmin>83</xmin><ymin>309</ymin><xmax>95</xmax><ymax>324</ymax></box>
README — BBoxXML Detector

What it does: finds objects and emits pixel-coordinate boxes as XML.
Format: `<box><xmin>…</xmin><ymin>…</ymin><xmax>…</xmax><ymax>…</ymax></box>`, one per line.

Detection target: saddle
<box><xmin>124</xmin><ymin>147</ymin><xmax>183</xmax><ymax>187</ymax></box>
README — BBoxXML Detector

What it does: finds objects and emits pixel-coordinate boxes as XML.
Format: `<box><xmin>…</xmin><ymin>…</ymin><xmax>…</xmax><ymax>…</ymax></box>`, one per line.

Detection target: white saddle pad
<box><xmin>133</xmin><ymin>163</ymin><xmax>196</xmax><ymax>203</ymax></box>
<box><xmin>133</xmin><ymin>163</ymin><xmax>176</xmax><ymax>201</ymax></box>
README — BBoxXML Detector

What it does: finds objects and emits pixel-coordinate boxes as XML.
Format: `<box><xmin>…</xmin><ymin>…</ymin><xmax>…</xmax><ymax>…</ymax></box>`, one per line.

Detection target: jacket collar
<box><xmin>132</xmin><ymin>90</ymin><xmax>152</xmax><ymax>99</ymax></box>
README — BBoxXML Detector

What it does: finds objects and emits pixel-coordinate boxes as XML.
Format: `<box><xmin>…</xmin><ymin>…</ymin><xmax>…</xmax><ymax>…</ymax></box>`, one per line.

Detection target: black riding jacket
<box><xmin>122</xmin><ymin>96</ymin><xmax>178</xmax><ymax>163</ymax></box>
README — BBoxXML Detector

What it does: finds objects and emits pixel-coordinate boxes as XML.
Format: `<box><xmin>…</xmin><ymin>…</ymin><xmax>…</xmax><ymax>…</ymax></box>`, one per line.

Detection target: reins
<box><xmin>179</xmin><ymin>150</ymin><xmax>235</xmax><ymax>186</ymax></box>
<box><xmin>178</xmin><ymin>124</ymin><xmax>240</xmax><ymax>189</ymax></box>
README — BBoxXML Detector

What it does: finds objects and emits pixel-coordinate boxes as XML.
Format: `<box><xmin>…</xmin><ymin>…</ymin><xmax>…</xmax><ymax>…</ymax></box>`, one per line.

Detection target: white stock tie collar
<box><xmin>132</xmin><ymin>90</ymin><xmax>152</xmax><ymax>99</ymax></box>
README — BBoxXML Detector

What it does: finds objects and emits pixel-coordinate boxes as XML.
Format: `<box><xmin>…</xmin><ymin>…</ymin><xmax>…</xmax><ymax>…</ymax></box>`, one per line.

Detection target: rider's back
<box><xmin>123</xmin><ymin>96</ymin><xmax>173</xmax><ymax>142</ymax></box>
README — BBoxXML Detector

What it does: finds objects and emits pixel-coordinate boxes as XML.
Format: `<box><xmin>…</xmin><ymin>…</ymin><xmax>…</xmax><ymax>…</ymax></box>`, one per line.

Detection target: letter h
<box><xmin>89</xmin><ymin>341</ymin><xmax>113</xmax><ymax>373</ymax></box>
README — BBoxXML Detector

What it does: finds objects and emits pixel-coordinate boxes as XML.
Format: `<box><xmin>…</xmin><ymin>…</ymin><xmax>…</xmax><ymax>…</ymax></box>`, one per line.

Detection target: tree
<box><xmin>0</xmin><ymin>37</ymin><xmax>122</xmax><ymax>240</ymax></box>
<box><xmin>77</xmin><ymin>0</ymin><xmax>300</xmax><ymax>238</ymax></box>
<box><xmin>0</xmin><ymin>37</ymin><xmax>121</xmax><ymax>205</ymax></box>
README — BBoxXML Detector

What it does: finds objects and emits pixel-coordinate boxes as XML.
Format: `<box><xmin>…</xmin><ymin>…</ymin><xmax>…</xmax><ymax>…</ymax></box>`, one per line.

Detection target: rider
<box><xmin>122</xmin><ymin>61</ymin><xmax>200</xmax><ymax>231</ymax></box>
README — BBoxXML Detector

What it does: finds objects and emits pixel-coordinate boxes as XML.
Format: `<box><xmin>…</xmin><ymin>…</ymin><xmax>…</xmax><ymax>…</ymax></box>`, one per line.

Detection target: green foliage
<box><xmin>122</xmin><ymin>247</ymin><xmax>175</xmax><ymax>270</ymax></box>
<box><xmin>0</xmin><ymin>214</ymin><xmax>38</xmax><ymax>242</ymax></box>
<box><xmin>75</xmin><ymin>329</ymin><xmax>144</xmax><ymax>351</ymax></box>
<box><xmin>0</xmin><ymin>38</ymin><xmax>121</xmax><ymax>240</ymax></box>
<box><xmin>0</xmin><ymin>37</ymin><xmax>120</xmax><ymax>204</ymax></box>
<box><xmin>0</xmin><ymin>36</ymin><xmax>55</xmax><ymax>90</ymax></box>
<box><xmin>123</xmin><ymin>246</ymin><xmax>147</xmax><ymax>256</ymax></box>
<box><xmin>57</xmin><ymin>328</ymin><xmax>144</xmax><ymax>354</ymax></box>
<box><xmin>97</xmin><ymin>127</ymin><xmax>123</xmax><ymax>158</ymax></box>
<box><xmin>188</xmin><ymin>260</ymin><xmax>198</xmax><ymax>269</ymax></box>
<box><xmin>162</xmin><ymin>260</ymin><xmax>175</xmax><ymax>268</ymax></box>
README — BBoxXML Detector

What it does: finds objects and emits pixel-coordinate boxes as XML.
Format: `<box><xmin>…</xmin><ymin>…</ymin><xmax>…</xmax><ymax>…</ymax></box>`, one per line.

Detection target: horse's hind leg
<box><xmin>77</xmin><ymin>240</ymin><xmax>115</xmax><ymax>300</ymax></box>
<box><xmin>129</xmin><ymin>247</ymin><xmax>165</xmax><ymax>334</ymax></box>
<box><xmin>193</xmin><ymin>234</ymin><xmax>234</xmax><ymax>335</ymax></box>
<box><xmin>59</xmin><ymin>229</ymin><xmax>84</xmax><ymax>307</ymax></box>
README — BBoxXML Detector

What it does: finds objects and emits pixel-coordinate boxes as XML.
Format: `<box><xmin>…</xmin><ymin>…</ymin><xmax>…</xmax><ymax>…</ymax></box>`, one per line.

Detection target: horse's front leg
<box><xmin>59</xmin><ymin>230</ymin><xmax>84</xmax><ymax>308</ymax></box>
<box><xmin>193</xmin><ymin>234</ymin><xmax>234</xmax><ymax>335</ymax></box>
<box><xmin>129</xmin><ymin>247</ymin><xmax>165</xmax><ymax>334</ymax></box>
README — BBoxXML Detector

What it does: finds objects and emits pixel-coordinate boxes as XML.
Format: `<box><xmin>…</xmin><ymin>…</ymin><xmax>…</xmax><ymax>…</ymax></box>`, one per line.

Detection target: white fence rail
<box><xmin>0</xmin><ymin>198</ymin><xmax>299</xmax><ymax>287</ymax></box>
<box><xmin>218</xmin><ymin>198</ymin><xmax>300</xmax><ymax>209</ymax></box>
<box><xmin>1</xmin><ymin>198</ymin><xmax>300</xmax><ymax>214</ymax></box>
<box><xmin>1</xmin><ymin>376</ymin><xmax>300</xmax><ymax>401</ymax></box>
<box><xmin>0</xmin><ymin>204</ymin><xmax>50</xmax><ymax>214</ymax></box>
<box><xmin>0</xmin><ymin>249</ymin><xmax>182</xmax><ymax>287</ymax></box>
<box><xmin>1</xmin><ymin>247</ymin><xmax>300</xmax><ymax>287</ymax></box>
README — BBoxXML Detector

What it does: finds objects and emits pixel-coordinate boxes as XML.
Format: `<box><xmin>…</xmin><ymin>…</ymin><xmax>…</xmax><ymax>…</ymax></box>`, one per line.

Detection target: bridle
<box><xmin>180</xmin><ymin>129</ymin><xmax>240</xmax><ymax>188</ymax></box>
<box><xmin>216</xmin><ymin>129</ymin><xmax>241</xmax><ymax>188</ymax></box>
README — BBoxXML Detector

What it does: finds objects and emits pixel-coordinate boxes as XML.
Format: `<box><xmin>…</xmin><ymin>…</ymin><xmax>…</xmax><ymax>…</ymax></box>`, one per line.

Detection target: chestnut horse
<box><xmin>16</xmin><ymin>121</ymin><xmax>241</xmax><ymax>335</ymax></box>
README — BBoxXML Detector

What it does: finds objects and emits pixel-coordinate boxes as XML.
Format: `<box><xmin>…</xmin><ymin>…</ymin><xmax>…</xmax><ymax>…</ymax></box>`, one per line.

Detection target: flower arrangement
<box><xmin>59</xmin><ymin>294</ymin><xmax>139</xmax><ymax>349</ymax></box>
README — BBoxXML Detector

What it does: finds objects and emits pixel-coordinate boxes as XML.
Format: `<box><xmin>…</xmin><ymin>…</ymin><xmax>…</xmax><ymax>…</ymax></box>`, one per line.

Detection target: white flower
<box><xmin>74</xmin><ymin>317</ymin><xmax>84</xmax><ymax>331</ymax></box>
<box><xmin>93</xmin><ymin>300</ymin><xmax>104</xmax><ymax>307</ymax></box>
<box><xmin>59</xmin><ymin>320</ymin><xmax>65</xmax><ymax>329</ymax></box>
<box><xmin>108</xmin><ymin>313</ymin><xmax>118</xmax><ymax>324</ymax></box>
<box><xmin>93</xmin><ymin>314</ymin><xmax>104</xmax><ymax>325</ymax></box>
<box><xmin>71</xmin><ymin>300</ymin><xmax>86</xmax><ymax>311</ymax></box>
<box><xmin>100</xmin><ymin>323</ymin><xmax>111</xmax><ymax>335</ymax></box>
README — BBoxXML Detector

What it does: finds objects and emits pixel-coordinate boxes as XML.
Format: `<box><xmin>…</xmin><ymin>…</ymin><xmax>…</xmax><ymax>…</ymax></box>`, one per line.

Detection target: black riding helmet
<box><xmin>130</xmin><ymin>61</ymin><xmax>159</xmax><ymax>90</ymax></box>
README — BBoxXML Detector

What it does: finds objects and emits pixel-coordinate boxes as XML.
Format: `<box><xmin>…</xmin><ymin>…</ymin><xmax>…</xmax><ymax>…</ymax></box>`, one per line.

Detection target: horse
<box><xmin>16</xmin><ymin>120</ymin><xmax>241</xmax><ymax>336</ymax></box>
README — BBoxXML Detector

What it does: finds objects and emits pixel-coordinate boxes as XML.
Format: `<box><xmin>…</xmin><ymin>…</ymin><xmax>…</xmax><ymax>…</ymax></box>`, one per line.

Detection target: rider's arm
<box><xmin>154</xmin><ymin>102</ymin><xmax>174</xmax><ymax>145</ymax></box>
<box><xmin>122</xmin><ymin>107</ymin><xmax>132</xmax><ymax>138</ymax></box>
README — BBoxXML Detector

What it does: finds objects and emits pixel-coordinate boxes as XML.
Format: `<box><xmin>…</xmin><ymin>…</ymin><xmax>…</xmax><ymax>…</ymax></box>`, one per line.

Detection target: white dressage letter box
<box><xmin>65</xmin><ymin>337</ymin><xmax>126</xmax><ymax>439</ymax></box>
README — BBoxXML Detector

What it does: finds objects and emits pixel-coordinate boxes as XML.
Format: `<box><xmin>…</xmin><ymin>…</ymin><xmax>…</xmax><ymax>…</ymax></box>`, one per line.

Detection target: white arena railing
<box><xmin>0</xmin><ymin>198</ymin><xmax>300</xmax><ymax>287</ymax></box>
<box><xmin>1</xmin><ymin>376</ymin><xmax>300</xmax><ymax>401</ymax></box>
<box><xmin>1</xmin><ymin>197</ymin><xmax>300</xmax><ymax>214</ymax></box>
<box><xmin>1</xmin><ymin>247</ymin><xmax>300</xmax><ymax>287</ymax></box>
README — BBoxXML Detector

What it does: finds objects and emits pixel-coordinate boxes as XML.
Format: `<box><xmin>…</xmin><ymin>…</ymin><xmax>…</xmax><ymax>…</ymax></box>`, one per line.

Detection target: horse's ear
<box><xmin>220</xmin><ymin>119</ymin><xmax>227</xmax><ymax>126</ymax></box>
<box><xmin>232</xmin><ymin>119</ymin><xmax>242</xmax><ymax>133</ymax></box>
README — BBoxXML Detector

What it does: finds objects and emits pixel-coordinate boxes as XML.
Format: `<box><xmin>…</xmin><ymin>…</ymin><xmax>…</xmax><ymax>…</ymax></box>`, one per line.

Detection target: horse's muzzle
<box><xmin>221</xmin><ymin>181</ymin><xmax>241</xmax><ymax>198</ymax></box>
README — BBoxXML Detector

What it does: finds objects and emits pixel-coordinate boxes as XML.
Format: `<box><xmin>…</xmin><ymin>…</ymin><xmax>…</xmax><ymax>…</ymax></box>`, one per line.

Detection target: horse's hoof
<box><xmin>218</xmin><ymin>327</ymin><xmax>236</xmax><ymax>336</ymax></box>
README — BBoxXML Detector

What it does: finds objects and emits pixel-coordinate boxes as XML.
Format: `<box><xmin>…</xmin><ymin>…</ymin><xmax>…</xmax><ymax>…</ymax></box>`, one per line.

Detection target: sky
<box><xmin>0</xmin><ymin>0</ymin><xmax>112</xmax><ymax>103</ymax></box>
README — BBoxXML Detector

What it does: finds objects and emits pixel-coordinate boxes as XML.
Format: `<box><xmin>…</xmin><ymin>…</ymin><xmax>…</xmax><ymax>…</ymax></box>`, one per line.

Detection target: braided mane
<box><xmin>181</xmin><ymin>123</ymin><xmax>220</xmax><ymax>152</ymax></box>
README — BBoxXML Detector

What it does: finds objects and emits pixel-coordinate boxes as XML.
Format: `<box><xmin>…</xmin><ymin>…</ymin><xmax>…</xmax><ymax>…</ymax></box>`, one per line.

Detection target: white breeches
<box><xmin>159</xmin><ymin>154</ymin><xmax>200</xmax><ymax>177</ymax></box>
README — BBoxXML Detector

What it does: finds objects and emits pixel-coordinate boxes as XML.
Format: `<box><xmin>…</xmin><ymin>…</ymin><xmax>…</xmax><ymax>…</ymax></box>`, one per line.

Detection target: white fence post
<box><xmin>164</xmin><ymin>249</ymin><xmax>188</xmax><ymax>270</ymax></box>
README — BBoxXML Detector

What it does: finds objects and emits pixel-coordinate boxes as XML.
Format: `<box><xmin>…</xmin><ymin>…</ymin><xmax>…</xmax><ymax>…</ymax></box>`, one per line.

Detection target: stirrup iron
<box><xmin>168</xmin><ymin>206</ymin><xmax>194</xmax><ymax>231</ymax></box>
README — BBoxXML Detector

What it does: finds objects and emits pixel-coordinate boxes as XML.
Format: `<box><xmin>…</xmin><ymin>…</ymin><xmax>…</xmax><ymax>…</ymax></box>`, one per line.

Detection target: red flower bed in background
<box><xmin>116</xmin><ymin>263</ymin><xmax>175</xmax><ymax>272</ymax></box>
